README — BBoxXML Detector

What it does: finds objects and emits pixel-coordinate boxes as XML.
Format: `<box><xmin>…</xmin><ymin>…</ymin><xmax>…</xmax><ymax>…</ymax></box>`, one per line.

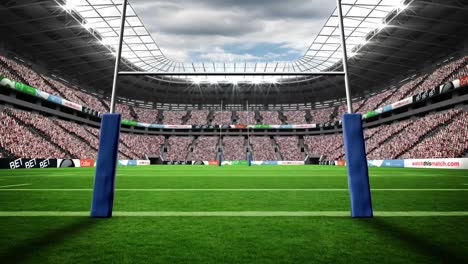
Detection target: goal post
<box><xmin>90</xmin><ymin>0</ymin><xmax>373</xmax><ymax>218</ymax></box>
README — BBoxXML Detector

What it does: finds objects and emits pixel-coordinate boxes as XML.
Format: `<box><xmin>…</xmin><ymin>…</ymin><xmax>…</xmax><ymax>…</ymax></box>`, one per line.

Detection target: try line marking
<box><xmin>0</xmin><ymin>188</ymin><xmax>467</xmax><ymax>192</ymax></box>
<box><xmin>0</xmin><ymin>211</ymin><xmax>467</xmax><ymax>217</ymax></box>
<box><xmin>0</xmin><ymin>184</ymin><xmax>31</xmax><ymax>189</ymax></box>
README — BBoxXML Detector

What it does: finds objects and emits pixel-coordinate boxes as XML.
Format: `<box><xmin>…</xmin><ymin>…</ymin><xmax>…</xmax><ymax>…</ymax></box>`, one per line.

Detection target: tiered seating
<box><xmin>357</xmin><ymin>89</ymin><xmax>395</xmax><ymax>114</ymax></box>
<box><xmin>309</xmin><ymin>107</ymin><xmax>333</xmax><ymax>123</ymax></box>
<box><xmin>8</xmin><ymin>108</ymin><xmax>96</xmax><ymax>159</ymax></box>
<box><xmin>368</xmin><ymin>110</ymin><xmax>459</xmax><ymax>160</ymax></box>
<box><xmin>411</xmin><ymin>57</ymin><xmax>467</xmax><ymax>95</ymax></box>
<box><xmin>236</xmin><ymin>111</ymin><xmax>255</xmax><ymax>124</ymax></box>
<box><xmin>0</xmin><ymin>56</ymin><xmax>57</xmax><ymax>95</ymax></box>
<box><xmin>0</xmin><ymin>63</ymin><xmax>18</xmax><ymax>81</ymax></box>
<box><xmin>275</xmin><ymin>137</ymin><xmax>302</xmax><ymax>161</ymax></box>
<box><xmin>187</xmin><ymin>110</ymin><xmax>209</xmax><ymax>125</ymax></box>
<box><xmin>166</xmin><ymin>137</ymin><xmax>193</xmax><ymax>161</ymax></box>
<box><xmin>250</xmin><ymin>137</ymin><xmax>276</xmax><ymax>161</ymax></box>
<box><xmin>283</xmin><ymin>111</ymin><xmax>306</xmax><ymax>124</ymax></box>
<box><xmin>379</xmin><ymin>75</ymin><xmax>427</xmax><ymax>107</ymax></box>
<box><xmin>191</xmin><ymin>137</ymin><xmax>218</xmax><ymax>161</ymax></box>
<box><xmin>304</xmin><ymin>135</ymin><xmax>343</xmax><ymax>161</ymax></box>
<box><xmin>42</xmin><ymin>76</ymin><xmax>107</xmax><ymax>113</ymax></box>
<box><xmin>163</xmin><ymin>111</ymin><xmax>186</xmax><ymax>125</ymax></box>
<box><xmin>115</xmin><ymin>103</ymin><xmax>133</xmax><ymax>120</ymax></box>
<box><xmin>212</xmin><ymin>111</ymin><xmax>232</xmax><ymax>125</ymax></box>
<box><xmin>401</xmin><ymin>110</ymin><xmax>468</xmax><ymax>159</ymax></box>
<box><xmin>450</xmin><ymin>64</ymin><xmax>468</xmax><ymax>80</ymax></box>
<box><xmin>222</xmin><ymin>137</ymin><xmax>245</xmax><ymax>160</ymax></box>
<box><xmin>336</xmin><ymin>100</ymin><xmax>367</xmax><ymax>119</ymax></box>
<box><xmin>119</xmin><ymin>133</ymin><xmax>164</xmax><ymax>159</ymax></box>
<box><xmin>259</xmin><ymin>111</ymin><xmax>282</xmax><ymax>125</ymax></box>
<box><xmin>134</xmin><ymin>107</ymin><xmax>159</xmax><ymax>123</ymax></box>
<box><xmin>0</xmin><ymin>108</ymin><xmax>66</xmax><ymax>158</ymax></box>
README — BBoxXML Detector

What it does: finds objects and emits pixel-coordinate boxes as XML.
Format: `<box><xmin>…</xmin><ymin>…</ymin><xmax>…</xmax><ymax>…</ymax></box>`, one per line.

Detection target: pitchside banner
<box><xmin>404</xmin><ymin>158</ymin><xmax>468</xmax><ymax>170</ymax></box>
<box><xmin>0</xmin><ymin>158</ymin><xmax>57</xmax><ymax>169</ymax></box>
<box><xmin>366</xmin><ymin>158</ymin><xmax>468</xmax><ymax>169</ymax></box>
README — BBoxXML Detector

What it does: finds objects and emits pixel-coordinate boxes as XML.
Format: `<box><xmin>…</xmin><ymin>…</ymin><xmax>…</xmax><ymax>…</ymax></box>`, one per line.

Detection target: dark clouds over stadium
<box><xmin>130</xmin><ymin>0</ymin><xmax>335</xmax><ymax>62</ymax></box>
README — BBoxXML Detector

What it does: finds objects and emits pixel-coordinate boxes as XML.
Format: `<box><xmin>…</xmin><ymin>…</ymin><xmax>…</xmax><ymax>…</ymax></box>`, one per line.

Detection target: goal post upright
<box><xmin>90</xmin><ymin>0</ymin><xmax>373</xmax><ymax>218</ymax></box>
<box><xmin>336</xmin><ymin>0</ymin><xmax>373</xmax><ymax>218</ymax></box>
<box><xmin>90</xmin><ymin>0</ymin><xmax>128</xmax><ymax>218</ymax></box>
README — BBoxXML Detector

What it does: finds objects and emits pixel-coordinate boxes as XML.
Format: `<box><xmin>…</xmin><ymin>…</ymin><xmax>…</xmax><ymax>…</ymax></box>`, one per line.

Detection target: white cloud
<box><xmin>129</xmin><ymin>0</ymin><xmax>335</xmax><ymax>62</ymax></box>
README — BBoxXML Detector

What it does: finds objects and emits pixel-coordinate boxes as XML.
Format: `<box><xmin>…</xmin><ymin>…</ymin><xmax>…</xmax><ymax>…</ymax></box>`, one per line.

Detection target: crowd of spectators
<box><xmin>43</xmin><ymin>76</ymin><xmax>108</xmax><ymax>113</ymax></box>
<box><xmin>401</xmin><ymin>110</ymin><xmax>468</xmax><ymax>159</ymax></box>
<box><xmin>222</xmin><ymin>137</ymin><xmax>246</xmax><ymax>160</ymax></box>
<box><xmin>7</xmin><ymin>108</ymin><xmax>97</xmax><ymax>159</ymax></box>
<box><xmin>364</xmin><ymin>120</ymin><xmax>412</xmax><ymax>159</ymax></box>
<box><xmin>163</xmin><ymin>111</ymin><xmax>186</xmax><ymax>125</ymax></box>
<box><xmin>134</xmin><ymin>107</ymin><xmax>159</xmax><ymax>124</ymax></box>
<box><xmin>166</xmin><ymin>136</ymin><xmax>193</xmax><ymax>161</ymax></box>
<box><xmin>378</xmin><ymin>75</ymin><xmax>427</xmax><ymax>108</ymax></box>
<box><xmin>187</xmin><ymin>110</ymin><xmax>209</xmax><ymax>125</ymax></box>
<box><xmin>191</xmin><ymin>137</ymin><xmax>218</xmax><ymax>161</ymax></box>
<box><xmin>304</xmin><ymin>134</ymin><xmax>344</xmax><ymax>161</ymax></box>
<box><xmin>211</xmin><ymin>111</ymin><xmax>232</xmax><ymax>125</ymax></box>
<box><xmin>115</xmin><ymin>103</ymin><xmax>134</xmax><ymax>120</ymax></box>
<box><xmin>259</xmin><ymin>111</ymin><xmax>282</xmax><ymax>125</ymax></box>
<box><xmin>283</xmin><ymin>111</ymin><xmax>306</xmax><ymax>124</ymax></box>
<box><xmin>411</xmin><ymin>56</ymin><xmax>467</xmax><ymax>96</ymax></box>
<box><xmin>357</xmin><ymin>88</ymin><xmax>396</xmax><ymax>114</ymax></box>
<box><xmin>119</xmin><ymin>133</ymin><xmax>164</xmax><ymax>159</ymax></box>
<box><xmin>368</xmin><ymin>110</ymin><xmax>459</xmax><ymax>160</ymax></box>
<box><xmin>0</xmin><ymin>56</ymin><xmax>59</xmax><ymax>95</ymax></box>
<box><xmin>309</xmin><ymin>107</ymin><xmax>334</xmax><ymax>123</ymax></box>
<box><xmin>0</xmin><ymin>108</ymin><xmax>66</xmax><ymax>158</ymax></box>
<box><xmin>250</xmin><ymin>137</ymin><xmax>276</xmax><ymax>161</ymax></box>
<box><xmin>236</xmin><ymin>111</ymin><xmax>256</xmax><ymax>124</ymax></box>
<box><xmin>0</xmin><ymin>62</ymin><xmax>19</xmax><ymax>82</ymax></box>
<box><xmin>275</xmin><ymin>137</ymin><xmax>302</xmax><ymax>161</ymax></box>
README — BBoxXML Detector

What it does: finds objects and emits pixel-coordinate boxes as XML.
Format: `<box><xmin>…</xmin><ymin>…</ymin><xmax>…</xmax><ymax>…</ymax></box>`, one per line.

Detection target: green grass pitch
<box><xmin>0</xmin><ymin>166</ymin><xmax>467</xmax><ymax>263</ymax></box>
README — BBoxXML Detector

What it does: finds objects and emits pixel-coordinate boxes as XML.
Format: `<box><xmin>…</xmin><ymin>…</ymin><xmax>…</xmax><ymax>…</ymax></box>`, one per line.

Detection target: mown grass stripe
<box><xmin>0</xmin><ymin>183</ymin><xmax>31</xmax><ymax>188</ymax></box>
<box><xmin>0</xmin><ymin>211</ymin><xmax>467</xmax><ymax>217</ymax></box>
<box><xmin>0</xmin><ymin>188</ymin><xmax>467</xmax><ymax>192</ymax></box>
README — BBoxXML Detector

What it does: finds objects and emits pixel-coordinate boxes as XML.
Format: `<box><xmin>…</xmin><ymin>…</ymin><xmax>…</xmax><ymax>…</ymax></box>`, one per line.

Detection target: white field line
<box><xmin>0</xmin><ymin>183</ymin><xmax>31</xmax><ymax>188</ymax></box>
<box><xmin>0</xmin><ymin>211</ymin><xmax>467</xmax><ymax>217</ymax></box>
<box><xmin>0</xmin><ymin>188</ymin><xmax>467</xmax><ymax>192</ymax></box>
<box><xmin>0</xmin><ymin>174</ymin><xmax>463</xmax><ymax>179</ymax></box>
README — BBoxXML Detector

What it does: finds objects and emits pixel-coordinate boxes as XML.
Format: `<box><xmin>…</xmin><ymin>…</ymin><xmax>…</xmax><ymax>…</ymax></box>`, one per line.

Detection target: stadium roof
<box><xmin>57</xmin><ymin>0</ymin><xmax>411</xmax><ymax>84</ymax></box>
<box><xmin>0</xmin><ymin>0</ymin><xmax>467</xmax><ymax>105</ymax></box>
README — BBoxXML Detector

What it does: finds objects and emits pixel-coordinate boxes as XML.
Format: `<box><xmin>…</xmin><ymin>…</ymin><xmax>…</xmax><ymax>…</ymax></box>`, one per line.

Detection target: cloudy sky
<box><xmin>130</xmin><ymin>0</ymin><xmax>336</xmax><ymax>62</ymax></box>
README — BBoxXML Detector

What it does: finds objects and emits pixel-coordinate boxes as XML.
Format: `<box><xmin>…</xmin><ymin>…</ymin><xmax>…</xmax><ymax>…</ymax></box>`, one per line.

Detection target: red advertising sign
<box><xmin>80</xmin><ymin>159</ymin><xmax>94</xmax><ymax>167</ymax></box>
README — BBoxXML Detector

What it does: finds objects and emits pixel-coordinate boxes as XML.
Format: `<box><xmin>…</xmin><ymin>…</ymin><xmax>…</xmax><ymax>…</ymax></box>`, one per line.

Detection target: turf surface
<box><xmin>0</xmin><ymin>166</ymin><xmax>467</xmax><ymax>263</ymax></box>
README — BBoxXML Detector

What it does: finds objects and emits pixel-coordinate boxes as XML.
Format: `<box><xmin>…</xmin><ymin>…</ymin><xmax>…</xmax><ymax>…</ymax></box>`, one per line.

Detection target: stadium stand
<box><xmin>259</xmin><ymin>111</ymin><xmax>282</xmax><ymax>125</ymax></box>
<box><xmin>283</xmin><ymin>111</ymin><xmax>307</xmax><ymax>124</ymax></box>
<box><xmin>6</xmin><ymin>108</ymin><xmax>97</xmax><ymax>159</ymax></box>
<box><xmin>134</xmin><ymin>107</ymin><xmax>159</xmax><ymax>124</ymax></box>
<box><xmin>304</xmin><ymin>134</ymin><xmax>344</xmax><ymax>161</ymax></box>
<box><xmin>0</xmin><ymin>56</ymin><xmax>58</xmax><ymax>95</ymax></box>
<box><xmin>400</xmin><ymin>110</ymin><xmax>468</xmax><ymax>159</ymax></box>
<box><xmin>119</xmin><ymin>133</ymin><xmax>164</xmax><ymax>159</ymax></box>
<box><xmin>163</xmin><ymin>111</ymin><xmax>186</xmax><ymax>125</ymax></box>
<box><xmin>191</xmin><ymin>137</ymin><xmax>219</xmax><ymax>161</ymax></box>
<box><xmin>187</xmin><ymin>110</ymin><xmax>210</xmax><ymax>125</ymax></box>
<box><xmin>368</xmin><ymin>110</ymin><xmax>460</xmax><ymax>160</ymax></box>
<box><xmin>222</xmin><ymin>137</ymin><xmax>246</xmax><ymax>160</ymax></box>
<box><xmin>275</xmin><ymin>136</ymin><xmax>302</xmax><ymax>161</ymax></box>
<box><xmin>211</xmin><ymin>111</ymin><xmax>232</xmax><ymax>125</ymax></box>
<box><xmin>166</xmin><ymin>136</ymin><xmax>193</xmax><ymax>161</ymax></box>
<box><xmin>250</xmin><ymin>137</ymin><xmax>276</xmax><ymax>161</ymax></box>
<box><xmin>0</xmin><ymin>108</ymin><xmax>66</xmax><ymax>159</ymax></box>
<box><xmin>236</xmin><ymin>111</ymin><xmax>256</xmax><ymax>124</ymax></box>
<box><xmin>309</xmin><ymin>107</ymin><xmax>334</xmax><ymax>123</ymax></box>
